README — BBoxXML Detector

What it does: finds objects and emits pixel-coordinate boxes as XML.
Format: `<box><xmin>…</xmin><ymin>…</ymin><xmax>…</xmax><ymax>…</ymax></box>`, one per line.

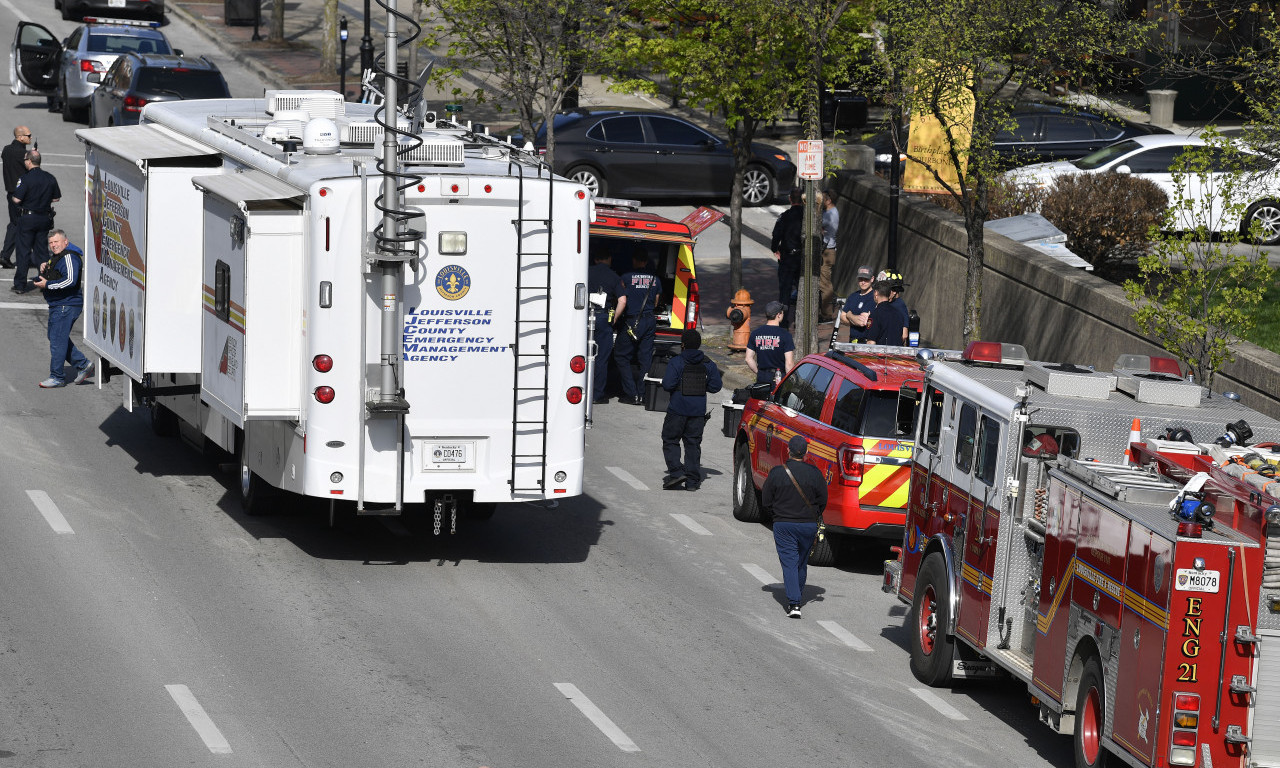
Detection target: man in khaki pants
<box><xmin>817</xmin><ymin>191</ymin><xmax>839</xmax><ymax>322</ymax></box>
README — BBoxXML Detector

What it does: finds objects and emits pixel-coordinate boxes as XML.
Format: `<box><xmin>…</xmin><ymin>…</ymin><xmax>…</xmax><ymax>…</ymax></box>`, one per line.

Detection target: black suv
<box><xmin>88</xmin><ymin>52</ymin><xmax>229</xmax><ymax>127</ymax></box>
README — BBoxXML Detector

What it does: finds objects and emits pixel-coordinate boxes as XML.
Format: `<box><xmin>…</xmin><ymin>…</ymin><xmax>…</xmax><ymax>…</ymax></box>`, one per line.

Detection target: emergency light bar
<box><xmin>593</xmin><ymin>197</ymin><xmax>642</xmax><ymax>211</ymax></box>
<box><xmin>82</xmin><ymin>17</ymin><xmax>162</xmax><ymax>27</ymax></box>
<box><xmin>1114</xmin><ymin>354</ymin><xmax>1182</xmax><ymax>377</ymax></box>
<box><xmin>962</xmin><ymin>341</ymin><xmax>1027</xmax><ymax>366</ymax></box>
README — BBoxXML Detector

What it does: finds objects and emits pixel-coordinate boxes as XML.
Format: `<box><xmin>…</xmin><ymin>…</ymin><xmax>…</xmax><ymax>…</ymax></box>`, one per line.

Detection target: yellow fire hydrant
<box><xmin>726</xmin><ymin>289</ymin><xmax>753</xmax><ymax>352</ymax></box>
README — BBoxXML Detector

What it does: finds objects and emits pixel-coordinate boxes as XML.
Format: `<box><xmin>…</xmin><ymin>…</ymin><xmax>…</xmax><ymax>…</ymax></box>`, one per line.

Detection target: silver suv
<box><xmin>9</xmin><ymin>19</ymin><xmax>177</xmax><ymax>123</ymax></box>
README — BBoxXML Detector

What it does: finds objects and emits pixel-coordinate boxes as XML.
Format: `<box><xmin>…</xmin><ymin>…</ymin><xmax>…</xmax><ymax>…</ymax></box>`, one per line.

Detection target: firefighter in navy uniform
<box><xmin>613</xmin><ymin>250</ymin><xmax>658</xmax><ymax>405</ymax></box>
<box><xmin>11</xmin><ymin>151</ymin><xmax>60</xmax><ymax>294</ymax></box>
<box><xmin>587</xmin><ymin>250</ymin><xmax>626</xmax><ymax>404</ymax></box>
<box><xmin>660</xmin><ymin>329</ymin><xmax>722</xmax><ymax>491</ymax></box>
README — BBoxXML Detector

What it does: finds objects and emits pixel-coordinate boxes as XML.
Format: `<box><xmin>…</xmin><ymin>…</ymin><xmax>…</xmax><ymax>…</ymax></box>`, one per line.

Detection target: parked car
<box><xmin>9</xmin><ymin>20</ymin><xmax>177</xmax><ymax>123</ymax></box>
<box><xmin>865</xmin><ymin>103</ymin><xmax>1170</xmax><ymax>173</ymax></box>
<box><xmin>1005</xmin><ymin>133</ymin><xmax>1280</xmax><ymax>245</ymax></box>
<box><xmin>56</xmin><ymin>0</ymin><xmax>165</xmax><ymax>23</ymax></box>
<box><xmin>89</xmin><ymin>52</ymin><xmax>229</xmax><ymax>127</ymax></box>
<box><xmin>732</xmin><ymin>346</ymin><xmax>923</xmax><ymax>566</ymax></box>
<box><xmin>534</xmin><ymin>109</ymin><xmax>796</xmax><ymax>206</ymax></box>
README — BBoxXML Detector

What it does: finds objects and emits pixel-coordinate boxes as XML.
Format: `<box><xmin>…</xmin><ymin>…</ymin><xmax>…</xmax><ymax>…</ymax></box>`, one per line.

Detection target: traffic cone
<box><xmin>1123</xmin><ymin>418</ymin><xmax>1141</xmax><ymax>464</ymax></box>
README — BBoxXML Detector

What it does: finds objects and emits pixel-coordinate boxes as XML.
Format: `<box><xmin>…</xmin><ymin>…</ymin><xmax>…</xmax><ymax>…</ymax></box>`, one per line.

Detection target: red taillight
<box><xmin>312</xmin><ymin>354</ymin><xmax>333</xmax><ymax>372</ymax></box>
<box><xmin>314</xmin><ymin>386</ymin><xmax>335</xmax><ymax>403</ymax></box>
<box><xmin>1174</xmin><ymin>694</ymin><xmax>1200</xmax><ymax>710</ymax></box>
<box><xmin>576</xmin><ymin>190</ymin><xmax>585</xmax><ymax>199</ymax></box>
<box><xmin>569</xmin><ymin>355</ymin><xmax>586</xmax><ymax>374</ymax></box>
<box><xmin>80</xmin><ymin>60</ymin><xmax>103</xmax><ymax>73</ymax></box>
<box><xmin>123</xmin><ymin>94</ymin><xmax>148</xmax><ymax>112</ymax></box>
<box><xmin>566</xmin><ymin>387</ymin><xmax>583</xmax><ymax>404</ymax></box>
<box><xmin>838</xmin><ymin>445</ymin><xmax>865</xmax><ymax>485</ymax></box>
<box><xmin>1171</xmin><ymin>730</ymin><xmax>1196</xmax><ymax>747</ymax></box>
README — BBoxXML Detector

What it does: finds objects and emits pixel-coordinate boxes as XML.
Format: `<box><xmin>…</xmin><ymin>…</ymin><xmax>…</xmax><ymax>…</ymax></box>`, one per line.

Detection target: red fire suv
<box><xmin>731</xmin><ymin>346</ymin><xmax>923</xmax><ymax>565</ymax></box>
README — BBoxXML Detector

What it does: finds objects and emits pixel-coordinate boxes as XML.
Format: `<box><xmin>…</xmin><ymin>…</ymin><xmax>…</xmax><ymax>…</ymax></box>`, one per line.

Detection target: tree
<box><xmin>426</xmin><ymin>0</ymin><xmax>625</xmax><ymax>160</ymax></box>
<box><xmin>1124</xmin><ymin>131</ymin><xmax>1275</xmax><ymax>389</ymax></box>
<box><xmin>613</xmin><ymin>0</ymin><xmax>869</xmax><ymax>302</ymax></box>
<box><xmin>877</xmin><ymin>0</ymin><xmax>1147</xmax><ymax>342</ymax></box>
<box><xmin>269</xmin><ymin>0</ymin><xmax>286</xmax><ymax>43</ymax></box>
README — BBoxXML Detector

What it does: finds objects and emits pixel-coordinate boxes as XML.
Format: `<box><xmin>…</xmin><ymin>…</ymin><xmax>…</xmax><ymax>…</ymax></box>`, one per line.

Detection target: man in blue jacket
<box><xmin>660</xmin><ymin>329</ymin><xmax>722</xmax><ymax>491</ymax></box>
<box><xmin>33</xmin><ymin>229</ymin><xmax>91</xmax><ymax>388</ymax></box>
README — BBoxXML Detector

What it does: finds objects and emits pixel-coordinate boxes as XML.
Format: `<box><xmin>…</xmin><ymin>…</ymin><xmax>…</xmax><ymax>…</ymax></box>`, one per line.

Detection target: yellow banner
<box><xmin>902</xmin><ymin>74</ymin><xmax>975</xmax><ymax>195</ymax></box>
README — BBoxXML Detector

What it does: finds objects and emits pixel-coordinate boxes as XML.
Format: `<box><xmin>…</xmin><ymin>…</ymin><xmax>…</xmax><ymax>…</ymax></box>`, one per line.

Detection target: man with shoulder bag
<box><xmin>762</xmin><ymin>435</ymin><xmax>828</xmax><ymax>618</ymax></box>
<box><xmin>659</xmin><ymin>329</ymin><xmax>722</xmax><ymax>491</ymax></box>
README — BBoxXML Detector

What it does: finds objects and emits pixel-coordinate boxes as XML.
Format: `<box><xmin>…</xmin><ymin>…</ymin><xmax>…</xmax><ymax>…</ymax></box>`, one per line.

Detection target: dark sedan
<box><xmin>867</xmin><ymin>103</ymin><xmax>1171</xmax><ymax>173</ymax></box>
<box><xmin>535</xmin><ymin>110</ymin><xmax>796</xmax><ymax>206</ymax></box>
<box><xmin>89</xmin><ymin>52</ymin><xmax>229</xmax><ymax>127</ymax></box>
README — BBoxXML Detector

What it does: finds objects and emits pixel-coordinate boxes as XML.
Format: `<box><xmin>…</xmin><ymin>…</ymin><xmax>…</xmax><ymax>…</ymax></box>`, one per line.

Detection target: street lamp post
<box><xmin>359</xmin><ymin>0</ymin><xmax>375</xmax><ymax>86</ymax></box>
<box><xmin>338</xmin><ymin>17</ymin><xmax>349</xmax><ymax>99</ymax></box>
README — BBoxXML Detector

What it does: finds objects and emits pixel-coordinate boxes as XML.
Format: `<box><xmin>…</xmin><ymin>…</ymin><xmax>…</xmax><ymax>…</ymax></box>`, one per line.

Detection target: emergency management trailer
<box><xmin>75</xmin><ymin>93</ymin><xmax>592</xmax><ymax>522</ymax></box>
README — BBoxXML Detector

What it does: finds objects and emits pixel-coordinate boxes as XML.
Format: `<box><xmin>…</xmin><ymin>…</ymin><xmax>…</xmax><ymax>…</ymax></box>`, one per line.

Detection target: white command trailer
<box><xmin>75</xmin><ymin>91</ymin><xmax>592</xmax><ymax>525</ymax></box>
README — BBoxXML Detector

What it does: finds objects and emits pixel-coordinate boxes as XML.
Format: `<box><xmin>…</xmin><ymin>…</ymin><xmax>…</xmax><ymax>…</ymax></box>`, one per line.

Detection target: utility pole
<box><xmin>360</xmin><ymin>0</ymin><xmax>375</xmax><ymax>85</ymax></box>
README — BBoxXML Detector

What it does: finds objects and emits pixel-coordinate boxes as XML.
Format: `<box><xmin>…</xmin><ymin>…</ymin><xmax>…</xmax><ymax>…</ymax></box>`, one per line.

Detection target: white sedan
<box><xmin>1005</xmin><ymin>133</ymin><xmax>1280</xmax><ymax>245</ymax></box>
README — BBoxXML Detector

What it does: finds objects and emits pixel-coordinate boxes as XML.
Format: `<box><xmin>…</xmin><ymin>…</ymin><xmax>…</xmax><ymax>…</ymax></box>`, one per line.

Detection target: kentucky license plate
<box><xmin>423</xmin><ymin>441</ymin><xmax>474</xmax><ymax>471</ymax></box>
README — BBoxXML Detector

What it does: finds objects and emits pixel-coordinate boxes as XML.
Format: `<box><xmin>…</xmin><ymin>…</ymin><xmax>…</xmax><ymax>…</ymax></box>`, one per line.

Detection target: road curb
<box><xmin>166</xmin><ymin>3</ymin><xmax>288</xmax><ymax>91</ymax></box>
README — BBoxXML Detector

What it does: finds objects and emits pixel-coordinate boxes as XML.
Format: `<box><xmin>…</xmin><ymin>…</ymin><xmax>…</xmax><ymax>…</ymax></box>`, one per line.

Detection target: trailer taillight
<box><xmin>566</xmin><ymin>387</ymin><xmax>583</xmax><ymax>404</ymax></box>
<box><xmin>838</xmin><ymin>445</ymin><xmax>865</xmax><ymax>485</ymax></box>
<box><xmin>1169</xmin><ymin>691</ymin><xmax>1201</xmax><ymax>766</ymax></box>
<box><xmin>576</xmin><ymin>190</ymin><xmax>586</xmax><ymax>199</ymax></box>
<box><xmin>313</xmin><ymin>354</ymin><xmax>333</xmax><ymax>372</ymax></box>
<box><xmin>314</xmin><ymin>386</ymin><xmax>335</xmax><ymax>404</ymax></box>
<box><xmin>569</xmin><ymin>355</ymin><xmax>586</xmax><ymax>374</ymax></box>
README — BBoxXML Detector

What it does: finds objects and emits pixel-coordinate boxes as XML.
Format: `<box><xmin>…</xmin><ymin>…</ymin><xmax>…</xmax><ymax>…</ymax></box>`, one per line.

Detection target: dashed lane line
<box><xmin>27</xmin><ymin>490</ymin><xmax>73</xmax><ymax>534</ymax></box>
<box><xmin>741</xmin><ymin>563</ymin><xmax>777</xmax><ymax>585</ymax></box>
<box><xmin>165</xmin><ymin>684</ymin><xmax>233</xmax><ymax>754</ymax></box>
<box><xmin>670</xmin><ymin>513</ymin><xmax>712</xmax><ymax>536</ymax></box>
<box><xmin>605</xmin><ymin>466</ymin><xmax>649</xmax><ymax>491</ymax></box>
<box><xmin>554</xmin><ymin>683</ymin><xmax>641</xmax><ymax>753</ymax></box>
<box><xmin>817</xmin><ymin>620</ymin><xmax>873</xmax><ymax>652</ymax></box>
<box><xmin>910</xmin><ymin>687</ymin><xmax>969</xmax><ymax>721</ymax></box>
<box><xmin>0</xmin><ymin>302</ymin><xmax>47</xmax><ymax>310</ymax></box>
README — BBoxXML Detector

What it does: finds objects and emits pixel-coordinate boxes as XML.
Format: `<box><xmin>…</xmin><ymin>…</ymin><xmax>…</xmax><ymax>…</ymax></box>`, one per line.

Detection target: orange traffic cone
<box><xmin>1123</xmin><ymin>418</ymin><xmax>1141</xmax><ymax>464</ymax></box>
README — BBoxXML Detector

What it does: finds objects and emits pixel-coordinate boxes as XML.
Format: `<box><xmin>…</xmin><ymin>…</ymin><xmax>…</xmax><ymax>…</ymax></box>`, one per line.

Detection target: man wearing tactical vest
<box><xmin>659</xmin><ymin>329</ymin><xmax>722</xmax><ymax>491</ymax></box>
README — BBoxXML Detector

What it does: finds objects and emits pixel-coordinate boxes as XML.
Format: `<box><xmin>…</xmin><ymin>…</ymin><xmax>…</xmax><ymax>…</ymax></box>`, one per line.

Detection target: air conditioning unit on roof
<box><xmin>340</xmin><ymin>117</ymin><xmax>411</xmax><ymax>145</ymax></box>
<box><xmin>265</xmin><ymin>90</ymin><xmax>345</xmax><ymax>120</ymax></box>
<box><xmin>402</xmin><ymin>136</ymin><xmax>465</xmax><ymax>166</ymax></box>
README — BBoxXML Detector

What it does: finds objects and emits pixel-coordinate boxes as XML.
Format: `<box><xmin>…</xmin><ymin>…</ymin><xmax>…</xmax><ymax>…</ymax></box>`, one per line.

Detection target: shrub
<box><xmin>1040</xmin><ymin>172</ymin><xmax>1167</xmax><ymax>274</ymax></box>
<box><xmin>928</xmin><ymin>176</ymin><xmax>1048</xmax><ymax>220</ymax></box>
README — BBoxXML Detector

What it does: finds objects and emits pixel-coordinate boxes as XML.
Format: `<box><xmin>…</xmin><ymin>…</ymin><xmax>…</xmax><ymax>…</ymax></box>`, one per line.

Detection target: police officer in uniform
<box><xmin>613</xmin><ymin>250</ymin><xmax>658</xmax><ymax>405</ymax></box>
<box><xmin>587</xmin><ymin>250</ymin><xmax>625</xmax><ymax>404</ymax></box>
<box><xmin>1</xmin><ymin>126</ymin><xmax>33</xmax><ymax>268</ymax></box>
<box><xmin>746</xmin><ymin>301</ymin><xmax>795</xmax><ymax>385</ymax></box>
<box><xmin>660</xmin><ymin>329</ymin><xmax>722</xmax><ymax>491</ymax></box>
<box><xmin>11</xmin><ymin>150</ymin><xmax>60</xmax><ymax>294</ymax></box>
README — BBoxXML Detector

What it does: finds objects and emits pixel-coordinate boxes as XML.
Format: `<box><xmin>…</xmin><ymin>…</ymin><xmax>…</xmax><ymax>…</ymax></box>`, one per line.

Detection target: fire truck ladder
<box><xmin>509</xmin><ymin>161</ymin><xmax>555</xmax><ymax>495</ymax></box>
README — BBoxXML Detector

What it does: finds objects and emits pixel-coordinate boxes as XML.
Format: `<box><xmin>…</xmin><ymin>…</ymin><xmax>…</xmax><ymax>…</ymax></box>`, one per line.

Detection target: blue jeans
<box><xmin>48</xmin><ymin>303</ymin><xmax>89</xmax><ymax>383</ymax></box>
<box><xmin>773</xmin><ymin>521</ymin><xmax>818</xmax><ymax>605</ymax></box>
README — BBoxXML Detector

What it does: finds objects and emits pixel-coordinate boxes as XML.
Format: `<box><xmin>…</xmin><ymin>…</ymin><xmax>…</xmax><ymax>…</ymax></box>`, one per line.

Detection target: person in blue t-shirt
<box><xmin>746</xmin><ymin>301</ymin><xmax>796</xmax><ymax>385</ymax></box>
<box><xmin>840</xmin><ymin>265</ymin><xmax>876</xmax><ymax>343</ymax></box>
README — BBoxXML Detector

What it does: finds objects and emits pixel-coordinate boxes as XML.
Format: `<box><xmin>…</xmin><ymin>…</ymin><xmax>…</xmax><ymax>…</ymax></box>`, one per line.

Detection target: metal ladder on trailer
<box><xmin>509</xmin><ymin>162</ymin><xmax>555</xmax><ymax>495</ymax></box>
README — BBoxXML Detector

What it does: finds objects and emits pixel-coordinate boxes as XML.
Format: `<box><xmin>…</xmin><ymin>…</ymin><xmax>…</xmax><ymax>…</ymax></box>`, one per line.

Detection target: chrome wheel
<box><xmin>1246</xmin><ymin>201</ymin><xmax>1280</xmax><ymax>245</ymax></box>
<box><xmin>741</xmin><ymin>165</ymin><xmax>775</xmax><ymax>206</ymax></box>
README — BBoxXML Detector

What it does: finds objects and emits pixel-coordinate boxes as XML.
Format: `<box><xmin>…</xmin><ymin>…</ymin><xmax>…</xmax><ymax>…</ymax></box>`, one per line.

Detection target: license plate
<box><xmin>1175</xmin><ymin>568</ymin><xmax>1220</xmax><ymax>593</ymax></box>
<box><xmin>423</xmin><ymin>441</ymin><xmax>474</xmax><ymax>471</ymax></box>
<box><xmin>108</xmin><ymin>0</ymin><xmax>125</xmax><ymax>6</ymax></box>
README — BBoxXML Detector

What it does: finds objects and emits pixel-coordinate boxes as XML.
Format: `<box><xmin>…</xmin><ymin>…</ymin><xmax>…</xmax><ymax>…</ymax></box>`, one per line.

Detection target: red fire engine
<box><xmin>883</xmin><ymin>342</ymin><xmax>1280</xmax><ymax>768</ymax></box>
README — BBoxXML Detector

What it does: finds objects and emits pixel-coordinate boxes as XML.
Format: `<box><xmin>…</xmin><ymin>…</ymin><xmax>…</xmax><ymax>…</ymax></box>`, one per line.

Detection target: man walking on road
<box><xmin>770</xmin><ymin>188</ymin><xmax>805</xmax><ymax>327</ymax></box>
<box><xmin>762</xmin><ymin>436</ymin><xmax>827</xmax><ymax>618</ymax></box>
<box><xmin>817</xmin><ymin>191</ymin><xmax>840</xmax><ymax>322</ymax></box>
<box><xmin>33</xmin><ymin>230</ymin><xmax>91</xmax><ymax>389</ymax></box>
<box><xmin>660</xmin><ymin>329</ymin><xmax>722</xmax><ymax>491</ymax></box>
<box><xmin>1</xmin><ymin>126</ymin><xmax>34</xmax><ymax>269</ymax></box>
<box><xmin>11</xmin><ymin>150</ymin><xmax>60</xmax><ymax>294</ymax></box>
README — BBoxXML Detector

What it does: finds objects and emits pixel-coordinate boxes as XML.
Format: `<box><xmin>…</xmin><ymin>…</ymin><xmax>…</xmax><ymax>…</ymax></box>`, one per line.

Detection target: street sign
<box><xmin>797</xmin><ymin>139</ymin><xmax>824</xmax><ymax>181</ymax></box>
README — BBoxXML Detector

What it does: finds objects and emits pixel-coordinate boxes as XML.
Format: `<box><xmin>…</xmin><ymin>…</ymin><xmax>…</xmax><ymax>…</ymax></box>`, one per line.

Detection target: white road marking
<box><xmin>817</xmin><ymin>620</ymin><xmax>873</xmax><ymax>652</ymax></box>
<box><xmin>0</xmin><ymin>302</ymin><xmax>47</xmax><ymax>310</ymax></box>
<box><xmin>741</xmin><ymin>562</ymin><xmax>777</xmax><ymax>585</ymax></box>
<box><xmin>26</xmin><ymin>490</ymin><xmax>72</xmax><ymax>534</ymax></box>
<box><xmin>670</xmin><ymin>513</ymin><xmax>712</xmax><ymax>536</ymax></box>
<box><xmin>553</xmin><ymin>683</ymin><xmax>640</xmax><ymax>753</ymax></box>
<box><xmin>0</xmin><ymin>0</ymin><xmax>26</xmax><ymax>19</ymax></box>
<box><xmin>910</xmin><ymin>687</ymin><xmax>969</xmax><ymax>721</ymax></box>
<box><xmin>165</xmin><ymin>684</ymin><xmax>233</xmax><ymax>754</ymax></box>
<box><xmin>605</xmin><ymin>466</ymin><xmax>649</xmax><ymax>491</ymax></box>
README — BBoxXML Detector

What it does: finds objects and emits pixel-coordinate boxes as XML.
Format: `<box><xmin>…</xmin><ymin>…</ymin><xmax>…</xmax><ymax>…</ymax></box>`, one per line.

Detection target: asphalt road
<box><xmin>0</xmin><ymin>3</ymin><xmax>1082</xmax><ymax>766</ymax></box>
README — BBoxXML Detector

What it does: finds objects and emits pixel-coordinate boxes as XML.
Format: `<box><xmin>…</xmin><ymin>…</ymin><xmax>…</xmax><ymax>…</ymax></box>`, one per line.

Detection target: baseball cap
<box><xmin>788</xmin><ymin>435</ymin><xmax>809</xmax><ymax>456</ymax></box>
<box><xmin>681</xmin><ymin>328</ymin><xmax>701</xmax><ymax>349</ymax></box>
<box><xmin>856</xmin><ymin>266</ymin><xmax>873</xmax><ymax>279</ymax></box>
<box><xmin>764</xmin><ymin>300</ymin><xmax>785</xmax><ymax>317</ymax></box>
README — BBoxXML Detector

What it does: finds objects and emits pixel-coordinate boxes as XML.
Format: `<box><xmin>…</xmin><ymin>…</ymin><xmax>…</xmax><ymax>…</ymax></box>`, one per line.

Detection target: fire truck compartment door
<box><xmin>194</xmin><ymin>171</ymin><xmax>304</xmax><ymax>425</ymax></box>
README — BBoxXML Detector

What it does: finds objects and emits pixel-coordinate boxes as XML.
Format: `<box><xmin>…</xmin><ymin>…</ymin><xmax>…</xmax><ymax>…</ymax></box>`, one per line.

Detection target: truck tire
<box><xmin>238</xmin><ymin>432</ymin><xmax>273</xmax><ymax>517</ymax></box>
<box><xmin>1074</xmin><ymin>656</ymin><xmax>1111</xmax><ymax>768</ymax></box>
<box><xmin>732</xmin><ymin>444</ymin><xmax>764</xmax><ymax>522</ymax></box>
<box><xmin>909</xmin><ymin>552</ymin><xmax>955</xmax><ymax>686</ymax></box>
<box><xmin>808</xmin><ymin>529</ymin><xmax>838</xmax><ymax>566</ymax></box>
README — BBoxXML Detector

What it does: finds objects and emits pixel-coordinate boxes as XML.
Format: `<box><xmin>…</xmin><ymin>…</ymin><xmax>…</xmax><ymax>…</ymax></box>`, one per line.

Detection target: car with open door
<box><xmin>9</xmin><ymin>21</ymin><xmax>60</xmax><ymax>109</ymax></box>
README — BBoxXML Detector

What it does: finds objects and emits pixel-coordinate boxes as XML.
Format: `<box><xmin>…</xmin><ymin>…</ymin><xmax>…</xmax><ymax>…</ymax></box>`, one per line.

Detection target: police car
<box><xmin>731</xmin><ymin>345</ymin><xmax>924</xmax><ymax>565</ymax></box>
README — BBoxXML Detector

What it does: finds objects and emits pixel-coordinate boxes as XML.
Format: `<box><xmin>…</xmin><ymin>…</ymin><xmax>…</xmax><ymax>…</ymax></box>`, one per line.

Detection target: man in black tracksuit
<box><xmin>762</xmin><ymin>436</ymin><xmax>828</xmax><ymax>618</ymax></box>
<box><xmin>660</xmin><ymin>329</ymin><xmax>722</xmax><ymax>491</ymax></box>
